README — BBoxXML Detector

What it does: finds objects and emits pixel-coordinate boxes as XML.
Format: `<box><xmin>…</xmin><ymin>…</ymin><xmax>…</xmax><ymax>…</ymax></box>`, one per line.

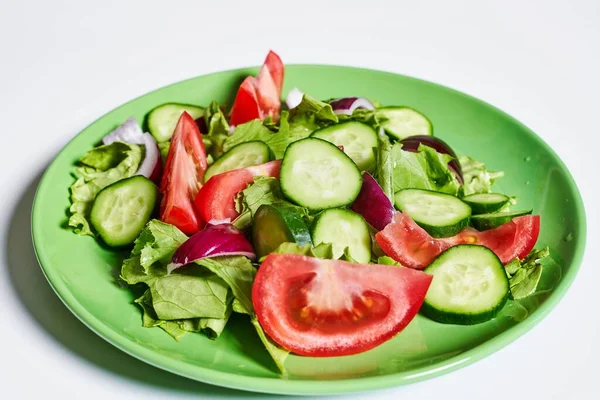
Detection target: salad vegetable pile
<box><xmin>67</xmin><ymin>51</ymin><xmax>550</xmax><ymax>372</ymax></box>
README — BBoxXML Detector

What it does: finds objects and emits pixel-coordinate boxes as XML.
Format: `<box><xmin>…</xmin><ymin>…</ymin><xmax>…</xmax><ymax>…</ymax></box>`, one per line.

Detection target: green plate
<box><xmin>32</xmin><ymin>65</ymin><xmax>586</xmax><ymax>395</ymax></box>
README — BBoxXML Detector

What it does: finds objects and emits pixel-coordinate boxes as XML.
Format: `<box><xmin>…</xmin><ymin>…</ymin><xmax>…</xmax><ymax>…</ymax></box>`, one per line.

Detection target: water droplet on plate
<box><xmin>564</xmin><ymin>233</ymin><xmax>573</xmax><ymax>242</ymax></box>
<box><xmin>524</xmin><ymin>156</ymin><xmax>531</xmax><ymax>162</ymax></box>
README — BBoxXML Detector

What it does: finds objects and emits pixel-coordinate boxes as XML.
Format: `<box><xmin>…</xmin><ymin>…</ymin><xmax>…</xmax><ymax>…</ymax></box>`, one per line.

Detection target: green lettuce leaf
<box><xmin>232</xmin><ymin>177</ymin><xmax>283</xmax><ymax>229</ymax></box>
<box><xmin>390</xmin><ymin>143</ymin><xmax>461</xmax><ymax>195</ymax></box>
<box><xmin>202</xmin><ymin>101</ymin><xmax>229</xmax><ymax>159</ymax></box>
<box><xmin>68</xmin><ymin>142</ymin><xmax>142</xmax><ymax>236</ymax></box>
<box><xmin>250</xmin><ymin>317</ymin><xmax>289</xmax><ymax>375</ymax></box>
<box><xmin>223</xmin><ymin>120</ymin><xmax>289</xmax><ymax>158</ymax></box>
<box><xmin>177</xmin><ymin>304</ymin><xmax>232</xmax><ymax>339</ymax></box>
<box><xmin>150</xmin><ymin>265</ymin><xmax>232</xmax><ymax>320</ymax></box>
<box><xmin>135</xmin><ymin>290</ymin><xmax>188</xmax><ymax>340</ymax></box>
<box><xmin>459</xmin><ymin>156</ymin><xmax>505</xmax><ymax>196</ymax></box>
<box><xmin>375</xmin><ymin>136</ymin><xmax>394</xmax><ymax>201</ymax></box>
<box><xmin>377</xmin><ymin>256</ymin><xmax>402</xmax><ymax>266</ymax></box>
<box><xmin>277</xmin><ymin>110</ymin><xmax>319</xmax><ymax>148</ymax></box>
<box><xmin>290</xmin><ymin>94</ymin><xmax>338</xmax><ymax>124</ymax></box>
<box><xmin>195</xmin><ymin>256</ymin><xmax>256</xmax><ymax>314</ymax></box>
<box><xmin>135</xmin><ymin>290</ymin><xmax>232</xmax><ymax>340</ymax></box>
<box><xmin>120</xmin><ymin>219</ymin><xmax>188</xmax><ymax>284</ymax></box>
<box><xmin>506</xmin><ymin>247</ymin><xmax>549</xmax><ymax>300</ymax></box>
<box><xmin>195</xmin><ymin>256</ymin><xmax>289</xmax><ymax>373</ymax></box>
<box><xmin>261</xmin><ymin>242</ymin><xmax>335</xmax><ymax>261</ymax></box>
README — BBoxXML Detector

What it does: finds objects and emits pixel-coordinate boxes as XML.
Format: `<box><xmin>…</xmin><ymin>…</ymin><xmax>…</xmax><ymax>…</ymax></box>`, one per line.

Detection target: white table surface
<box><xmin>1</xmin><ymin>0</ymin><xmax>598</xmax><ymax>398</ymax></box>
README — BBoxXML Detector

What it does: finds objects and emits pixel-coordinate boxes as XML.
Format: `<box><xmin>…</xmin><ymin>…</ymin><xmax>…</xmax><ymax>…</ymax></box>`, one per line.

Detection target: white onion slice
<box><xmin>136</xmin><ymin>133</ymin><xmax>161</xmax><ymax>179</ymax></box>
<box><xmin>101</xmin><ymin>117</ymin><xmax>161</xmax><ymax>180</ymax></box>
<box><xmin>102</xmin><ymin>117</ymin><xmax>144</xmax><ymax>145</ymax></box>
<box><xmin>286</xmin><ymin>87</ymin><xmax>304</xmax><ymax>109</ymax></box>
<box><xmin>330</xmin><ymin>97</ymin><xmax>375</xmax><ymax>116</ymax></box>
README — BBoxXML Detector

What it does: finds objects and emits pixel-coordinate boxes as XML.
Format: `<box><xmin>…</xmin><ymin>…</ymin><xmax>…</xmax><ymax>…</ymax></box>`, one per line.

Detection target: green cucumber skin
<box><xmin>252</xmin><ymin>203</ymin><xmax>312</xmax><ymax>258</ymax></box>
<box><xmin>90</xmin><ymin>176</ymin><xmax>158</xmax><ymax>247</ymax></box>
<box><xmin>204</xmin><ymin>141</ymin><xmax>271</xmax><ymax>182</ymax></box>
<box><xmin>394</xmin><ymin>188</ymin><xmax>471</xmax><ymax>238</ymax></box>
<box><xmin>462</xmin><ymin>193</ymin><xmax>510</xmax><ymax>214</ymax></box>
<box><xmin>470</xmin><ymin>210</ymin><xmax>533</xmax><ymax>231</ymax></box>
<box><xmin>421</xmin><ymin>245</ymin><xmax>509</xmax><ymax>325</ymax></box>
<box><xmin>146</xmin><ymin>103</ymin><xmax>204</xmax><ymax>142</ymax></box>
<box><xmin>416</xmin><ymin>217</ymin><xmax>470</xmax><ymax>239</ymax></box>
<box><xmin>420</xmin><ymin>296</ymin><xmax>508</xmax><ymax>325</ymax></box>
<box><xmin>376</xmin><ymin>106</ymin><xmax>433</xmax><ymax>140</ymax></box>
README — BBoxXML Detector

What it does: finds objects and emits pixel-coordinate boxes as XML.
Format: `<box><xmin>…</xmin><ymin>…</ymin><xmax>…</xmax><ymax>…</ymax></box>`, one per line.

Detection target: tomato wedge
<box><xmin>253</xmin><ymin>254</ymin><xmax>432</xmax><ymax>357</ymax></box>
<box><xmin>193</xmin><ymin>160</ymin><xmax>281</xmax><ymax>223</ymax></box>
<box><xmin>230</xmin><ymin>50</ymin><xmax>284</xmax><ymax>126</ymax></box>
<box><xmin>376</xmin><ymin>212</ymin><xmax>540</xmax><ymax>269</ymax></box>
<box><xmin>159</xmin><ymin>112</ymin><xmax>208</xmax><ymax>235</ymax></box>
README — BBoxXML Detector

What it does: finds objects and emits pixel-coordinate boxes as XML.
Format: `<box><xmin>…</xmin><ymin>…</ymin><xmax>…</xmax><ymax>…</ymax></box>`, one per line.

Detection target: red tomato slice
<box><xmin>159</xmin><ymin>112</ymin><xmax>208</xmax><ymax>235</ymax></box>
<box><xmin>457</xmin><ymin>215</ymin><xmax>541</xmax><ymax>263</ymax></box>
<box><xmin>376</xmin><ymin>212</ymin><xmax>540</xmax><ymax>269</ymax></box>
<box><xmin>230</xmin><ymin>50</ymin><xmax>284</xmax><ymax>126</ymax></box>
<box><xmin>256</xmin><ymin>51</ymin><xmax>284</xmax><ymax>120</ymax></box>
<box><xmin>229</xmin><ymin>76</ymin><xmax>261</xmax><ymax>126</ymax></box>
<box><xmin>193</xmin><ymin>160</ymin><xmax>281</xmax><ymax>223</ymax></box>
<box><xmin>253</xmin><ymin>254</ymin><xmax>432</xmax><ymax>357</ymax></box>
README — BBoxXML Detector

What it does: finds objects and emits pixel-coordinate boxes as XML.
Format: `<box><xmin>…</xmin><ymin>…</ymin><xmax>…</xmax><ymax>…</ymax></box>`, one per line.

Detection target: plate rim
<box><xmin>31</xmin><ymin>64</ymin><xmax>587</xmax><ymax>395</ymax></box>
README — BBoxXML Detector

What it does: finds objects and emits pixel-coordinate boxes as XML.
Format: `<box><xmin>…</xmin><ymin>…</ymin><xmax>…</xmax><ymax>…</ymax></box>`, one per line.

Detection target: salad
<box><xmin>66</xmin><ymin>51</ymin><xmax>549</xmax><ymax>372</ymax></box>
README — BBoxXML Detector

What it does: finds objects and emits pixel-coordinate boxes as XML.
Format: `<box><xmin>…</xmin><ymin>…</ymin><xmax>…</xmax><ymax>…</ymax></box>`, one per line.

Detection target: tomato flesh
<box><xmin>159</xmin><ymin>112</ymin><xmax>208</xmax><ymax>235</ymax></box>
<box><xmin>193</xmin><ymin>160</ymin><xmax>281</xmax><ymax>223</ymax></box>
<box><xmin>376</xmin><ymin>212</ymin><xmax>540</xmax><ymax>269</ymax></box>
<box><xmin>253</xmin><ymin>254</ymin><xmax>432</xmax><ymax>357</ymax></box>
<box><xmin>229</xmin><ymin>50</ymin><xmax>284</xmax><ymax>126</ymax></box>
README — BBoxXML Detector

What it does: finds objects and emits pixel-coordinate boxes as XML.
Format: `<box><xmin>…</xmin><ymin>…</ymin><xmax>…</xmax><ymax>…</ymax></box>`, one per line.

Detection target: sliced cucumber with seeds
<box><xmin>90</xmin><ymin>176</ymin><xmax>158</xmax><ymax>247</ymax></box>
<box><xmin>394</xmin><ymin>188</ymin><xmax>471</xmax><ymax>238</ymax></box>
<box><xmin>204</xmin><ymin>141</ymin><xmax>272</xmax><ymax>182</ymax></box>
<box><xmin>421</xmin><ymin>245</ymin><xmax>509</xmax><ymax>325</ymax></box>
<box><xmin>376</xmin><ymin>107</ymin><xmax>433</xmax><ymax>140</ymax></box>
<box><xmin>147</xmin><ymin>103</ymin><xmax>204</xmax><ymax>142</ymax></box>
<box><xmin>311</xmin><ymin>121</ymin><xmax>378</xmax><ymax>171</ymax></box>
<box><xmin>311</xmin><ymin>208</ymin><xmax>372</xmax><ymax>264</ymax></box>
<box><xmin>280</xmin><ymin>138</ymin><xmax>362</xmax><ymax>210</ymax></box>
<box><xmin>462</xmin><ymin>193</ymin><xmax>510</xmax><ymax>214</ymax></box>
<box><xmin>471</xmin><ymin>209</ymin><xmax>533</xmax><ymax>231</ymax></box>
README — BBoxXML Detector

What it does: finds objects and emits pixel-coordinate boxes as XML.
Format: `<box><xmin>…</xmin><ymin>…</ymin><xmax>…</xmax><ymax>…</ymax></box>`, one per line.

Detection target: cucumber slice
<box><xmin>147</xmin><ymin>103</ymin><xmax>204</xmax><ymax>142</ymax></box>
<box><xmin>90</xmin><ymin>176</ymin><xmax>158</xmax><ymax>247</ymax></box>
<box><xmin>421</xmin><ymin>245</ymin><xmax>509</xmax><ymax>325</ymax></box>
<box><xmin>470</xmin><ymin>210</ymin><xmax>533</xmax><ymax>231</ymax></box>
<box><xmin>376</xmin><ymin>107</ymin><xmax>432</xmax><ymax>140</ymax></box>
<box><xmin>310</xmin><ymin>121</ymin><xmax>378</xmax><ymax>171</ymax></box>
<box><xmin>311</xmin><ymin>208</ymin><xmax>372</xmax><ymax>264</ymax></box>
<box><xmin>394</xmin><ymin>189</ymin><xmax>471</xmax><ymax>238</ymax></box>
<box><xmin>462</xmin><ymin>193</ymin><xmax>510</xmax><ymax>214</ymax></box>
<box><xmin>280</xmin><ymin>138</ymin><xmax>362</xmax><ymax>210</ymax></box>
<box><xmin>252</xmin><ymin>203</ymin><xmax>312</xmax><ymax>259</ymax></box>
<box><xmin>204</xmin><ymin>141</ymin><xmax>271</xmax><ymax>182</ymax></box>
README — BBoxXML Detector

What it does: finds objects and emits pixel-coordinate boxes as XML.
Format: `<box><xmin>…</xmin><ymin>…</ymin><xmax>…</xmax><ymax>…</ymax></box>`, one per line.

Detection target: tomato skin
<box><xmin>262</xmin><ymin>50</ymin><xmax>284</xmax><ymax>92</ymax></box>
<box><xmin>193</xmin><ymin>160</ymin><xmax>281</xmax><ymax>223</ymax></box>
<box><xmin>458</xmin><ymin>215</ymin><xmax>541</xmax><ymax>263</ymax></box>
<box><xmin>159</xmin><ymin>112</ymin><xmax>208</xmax><ymax>235</ymax></box>
<box><xmin>253</xmin><ymin>254</ymin><xmax>432</xmax><ymax>357</ymax></box>
<box><xmin>376</xmin><ymin>212</ymin><xmax>541</xmax><ymax>269</ymax></box>
<box><xmin>229</xmin><ymin>77</ymin><xmax>261</xmax><ymax>126</ymax></box>
<box><xmin>229</xmin><ymin>50</ymin><xmax>284</xmax><ymax>126</ymax></box>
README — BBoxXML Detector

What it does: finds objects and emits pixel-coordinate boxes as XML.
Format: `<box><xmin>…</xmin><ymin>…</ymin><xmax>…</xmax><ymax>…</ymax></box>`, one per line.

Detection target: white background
<box><xmin>1</xmin><ymin>0</ymin><xmax>598</xmax><ymax>398</ymax></box>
